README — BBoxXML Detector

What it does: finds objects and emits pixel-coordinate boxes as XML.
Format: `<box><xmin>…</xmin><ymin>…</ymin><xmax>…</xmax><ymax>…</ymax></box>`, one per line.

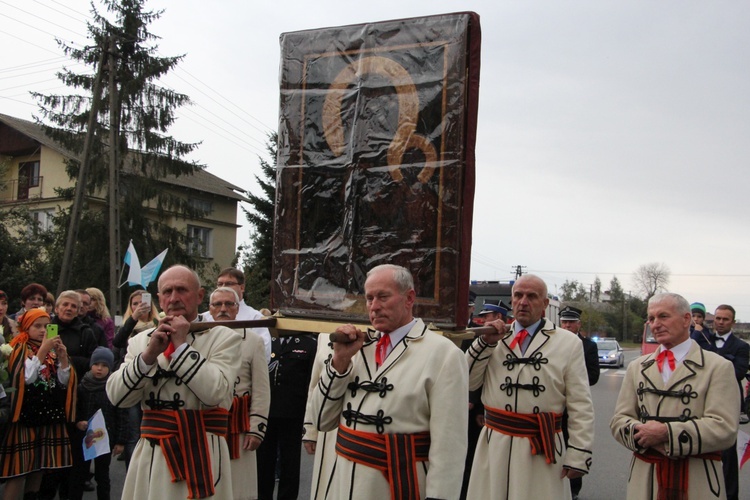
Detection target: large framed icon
<box><xmin>272</xmin><ymin>12</ymin><xmax>481</xmax><ymax>329</ymax></box>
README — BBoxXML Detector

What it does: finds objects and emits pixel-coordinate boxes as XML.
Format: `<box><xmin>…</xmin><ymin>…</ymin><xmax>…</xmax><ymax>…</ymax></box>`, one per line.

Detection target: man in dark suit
<box><xmin>713</xmin><ymin>304</ymin><xmax>749</xmax><ymax>500</ymax></box>
<box><xmin>256</xmin><ymin>332</ymin><xmax>317</xmax><ymax>500</ymax></box>
<box><xmin>559</xmin><ymin>305</ymin><xmax>599</xmax><ymax>500</ymax></box>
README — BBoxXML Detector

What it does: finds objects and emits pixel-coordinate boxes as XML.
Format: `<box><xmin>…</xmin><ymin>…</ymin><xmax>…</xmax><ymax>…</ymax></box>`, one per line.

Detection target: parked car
<box><xmin>595</xmin><ymin>338</ymin><xmax>624</xmax><ymax>367</ymax></box>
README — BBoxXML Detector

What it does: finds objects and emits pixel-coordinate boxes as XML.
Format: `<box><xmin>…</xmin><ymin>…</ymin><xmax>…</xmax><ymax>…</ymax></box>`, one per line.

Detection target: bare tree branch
<box><xmin>632</xmin><ymin>262</ymin><xmax>670</xmax><ymax>300</ymax></box>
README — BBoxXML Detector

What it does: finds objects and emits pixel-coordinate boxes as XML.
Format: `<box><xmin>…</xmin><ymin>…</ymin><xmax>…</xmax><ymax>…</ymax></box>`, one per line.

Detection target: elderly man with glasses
<box><xmin>208</xmin><ymin>286</ymin><xmax>270</xmax><ymax>500</ymax></box>
<box><xmin>203</xmin><ymin>267</ymin><xmax>272</xmax><ymax>362</ymax></box>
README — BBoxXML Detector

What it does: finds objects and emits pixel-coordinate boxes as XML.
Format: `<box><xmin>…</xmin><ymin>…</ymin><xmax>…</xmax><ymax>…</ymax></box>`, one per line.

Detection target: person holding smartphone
<box><xmin>0</xmin><ymin>308</ymin><xmax>77</xmax><ymax>500</ymax></box>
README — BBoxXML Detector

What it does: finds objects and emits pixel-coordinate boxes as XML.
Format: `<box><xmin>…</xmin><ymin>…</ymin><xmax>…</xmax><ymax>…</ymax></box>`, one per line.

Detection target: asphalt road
<box><xmin>6</xmin><ymin>348</ymin><xmax>748</xmax><ymax>499</ymax></box>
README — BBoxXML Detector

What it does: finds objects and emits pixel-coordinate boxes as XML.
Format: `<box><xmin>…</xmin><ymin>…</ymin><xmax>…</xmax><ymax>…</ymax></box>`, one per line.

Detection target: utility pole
<box><xmin>57</xmin><ymin>38</ymin><xmax>108</xmax><ymax>296</ymax></box>
<box><xmin>512</xmin><ymin>265</ymin><xmax>526</xmax><ymax>280</ymax></box>
<box><xmin>107</xmin><ymin>35</ymin><xmax>122</xmax><ymax>316</ymax></box>
<box><xmin>588</xmin><ymin>283</ymin><xmax>593</xmax><ymax>334</ymax></box>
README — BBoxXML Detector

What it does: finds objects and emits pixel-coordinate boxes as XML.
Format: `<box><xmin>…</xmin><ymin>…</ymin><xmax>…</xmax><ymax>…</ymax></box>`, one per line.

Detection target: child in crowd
<box><xmin>0</xmin><ymin>308</ymin><xmax>77</xmax><ymax>500</ymax></box>
<box><xmin>69</xmin><ymin>347</ymin><xmax>127</xmax><ymax>500</ymax></box>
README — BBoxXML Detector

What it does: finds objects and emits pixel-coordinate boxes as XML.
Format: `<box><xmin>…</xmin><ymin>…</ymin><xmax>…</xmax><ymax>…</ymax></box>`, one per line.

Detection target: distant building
<box><xmin>0</xmin><ymin>112</ymin><xmax>246</xmax><ymax>270</ymax></box>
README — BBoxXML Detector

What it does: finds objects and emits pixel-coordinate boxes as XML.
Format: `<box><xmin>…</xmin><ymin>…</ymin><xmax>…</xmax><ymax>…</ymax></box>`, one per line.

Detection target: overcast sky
<box><xmin>2</xmin><ymin>0</ymin><xmax>749</xmax><ymax>320</ymax></box>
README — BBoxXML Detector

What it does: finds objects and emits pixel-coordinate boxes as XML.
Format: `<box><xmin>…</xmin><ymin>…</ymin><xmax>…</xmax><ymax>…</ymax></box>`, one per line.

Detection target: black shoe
<box><xmin>83</xmin><ymin>480</ymin><xmax>96</xmax><ymax>492</ymax></box>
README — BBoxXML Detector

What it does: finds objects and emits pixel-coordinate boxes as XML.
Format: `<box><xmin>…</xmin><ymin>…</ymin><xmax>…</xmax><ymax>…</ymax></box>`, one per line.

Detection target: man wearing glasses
<box><xmin>208</xmin><ymin>287</ymin><xmax>270</xmax><ymax>500</ymax></box>
<box><xmin>203</xmin><ymin>267</ymin><xmax>272</xmax><ymax>362</ymax></box>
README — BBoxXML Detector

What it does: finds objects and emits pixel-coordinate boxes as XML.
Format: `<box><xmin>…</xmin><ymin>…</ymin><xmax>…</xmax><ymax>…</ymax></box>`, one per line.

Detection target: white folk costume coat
<box><xmin>106</xmin><ymin>325</ymin><xmax>241</xmax><ymax>500</ymax></box>
<box><xmin>230</xmin><ymin>328</ymin><xmax>270</xmax><ymax>500</ymax></box>
<box><xmin>610</xmin><ymin>340</ymin><xmax>739</xmax><ymax>500</ymax></box>
<box><xmin>465</xmin><ymin>319</ymin><xmax>594</xmax><ymax>500</ymax></box>
<box><xmin>303</xmin><ymin>333</ymin><xmax>338</xmax><ymax>500</ymax></box>
<box><xmin>309</xmin><ymin>319</ymin><xmax>468</xmax><ymax>500</ymax></box>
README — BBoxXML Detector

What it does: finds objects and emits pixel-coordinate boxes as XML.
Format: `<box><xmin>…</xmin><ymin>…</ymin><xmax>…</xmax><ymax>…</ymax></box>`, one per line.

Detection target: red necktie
<box><xmin>509</xmin><ymin>329</ymin><xmax>529</xmax><ymax>350</ymax></box>
<box><xmin>656</xmin><ymin>349</ymin><xmax>675</xmax><ymax>372</ymax></box>
<box><xmin>163</xmin><ymin>342</ymin><xmax>176</xmax><ymax>361</ymax></box>
<box><xmin>375</xmin><ymin>334</ymin><xmax>391</xmax><ymax>367</ymax></box>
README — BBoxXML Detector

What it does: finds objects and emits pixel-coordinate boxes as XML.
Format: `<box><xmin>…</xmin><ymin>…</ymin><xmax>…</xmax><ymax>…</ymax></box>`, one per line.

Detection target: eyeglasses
<box><xmin>210</xmin><ymin>301</ymin><xmax>238</xmax><ymax>308</ymax></box>
<box><xmin>217</xmin><ymin>281</ymin><xmax>239</xmax><ymax>287</ymax></box>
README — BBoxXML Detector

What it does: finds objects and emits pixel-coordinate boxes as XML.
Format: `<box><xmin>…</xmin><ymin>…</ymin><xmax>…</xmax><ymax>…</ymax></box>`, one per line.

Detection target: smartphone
<box><xmin>46</xmin><ymin>323</ymin><xmax>59</xmax><ymax>339</ymax></box>
<box><xmin>142</xmin><ymin>293</ymin><xmax>151</xmax><ymax>307</ymax></box>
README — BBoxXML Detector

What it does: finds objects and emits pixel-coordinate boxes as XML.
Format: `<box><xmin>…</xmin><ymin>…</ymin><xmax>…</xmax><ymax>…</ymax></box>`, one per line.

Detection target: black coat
<box><xmin>268</xmin><ymin>334</ymin><xmax>317</xmax><ymax>419</ymax></box>
<box><xmin>580</xmin><ymin>335</ymin><xmax>600</xmax><ymax>386</ymax></box>
<box><xmin>53</xmin><ymin>316</ymin><xmax>98</xmax><ymax>378</ymax></box>
<box><xmin>715</xmin><ymin>333</ymin><xmax>750</xmax><ymax>383</ymax></box>
<box><xmin>77</xmin><ymin>373</ymin><xmax>130</xmax><ymax>446</ymax></box>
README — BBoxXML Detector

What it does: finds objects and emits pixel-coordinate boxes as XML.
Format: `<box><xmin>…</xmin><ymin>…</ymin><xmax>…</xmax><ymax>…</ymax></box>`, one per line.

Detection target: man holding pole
<box><xmin>309</xmin><ymin>264</ymin><xmax>468</xmax><ymax>499</ymax></box>
<box><xmin>465</xmin><ymin>274</ymin><xmax>595</xmax><ymax>499</ymax></box>
<box><xmin>107</xmin><ymin>265</ymin><xmax>241</xmax><ymax>499</ymax></box>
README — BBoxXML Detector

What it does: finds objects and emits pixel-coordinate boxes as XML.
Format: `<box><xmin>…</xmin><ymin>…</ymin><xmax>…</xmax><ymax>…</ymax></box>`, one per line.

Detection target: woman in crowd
<box><xmin>8</xmin><ymin>283</ymin><xmax>47</xmax><ymax>322</ymax></box>
<box><xmin>51</xmin><ymin>291</ymin><xmax>98</xmax><ymax>379</ymax></box>
<box><xmin>0</xmin><ymin>290</ymin><xmax>19</xmax><ymax>342</ymax></box>
<box><xmin>85</xmin><ymin>288</ymin><xmax>114</xmax><ymax>349</ymax></box>
<box><xmin>0</xmin><ymin>308</ymin><xmax>77</xmax><ymax>500</ymax></box>
<box><xmin>112</xmin><ymin>290</ymin><xmax>159</xmax><ymax>364</ymax></box>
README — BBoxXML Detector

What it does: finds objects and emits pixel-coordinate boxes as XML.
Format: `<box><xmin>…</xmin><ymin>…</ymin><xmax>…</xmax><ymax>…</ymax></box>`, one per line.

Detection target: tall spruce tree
<box><xmin>240</xmin><ymin>134</ymin><xmax>277</xmax><ymax>309</ymax></box>
<box><xmin>33</xmin><ymin>0</ymin><xmax>207</xmax><ymax>308</ymax></box>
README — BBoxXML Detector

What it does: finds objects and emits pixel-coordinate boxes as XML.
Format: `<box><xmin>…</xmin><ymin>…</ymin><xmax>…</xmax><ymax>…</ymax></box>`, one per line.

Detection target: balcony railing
<box><xmin>0</xmin><ymin>176</ymin><xmax>45</xmax><ymax>203</ymax></box>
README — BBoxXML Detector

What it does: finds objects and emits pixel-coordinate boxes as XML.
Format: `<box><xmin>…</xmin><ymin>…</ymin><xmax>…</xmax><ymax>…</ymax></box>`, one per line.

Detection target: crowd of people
<box><xmin>0</xmin><ymin>266</ymin><xmax>308</xmax><ymax>500</ymax></box>
<box><xmin>0</xmin><ymin>265</ymin><xmax>747</xmax><ymax>500</ymax></box>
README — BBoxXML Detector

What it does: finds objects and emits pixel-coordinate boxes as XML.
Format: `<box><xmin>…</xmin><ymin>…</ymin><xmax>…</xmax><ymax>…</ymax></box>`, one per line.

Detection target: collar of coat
<box><xmin>640</xmin><ymin>339</ymin><xmax>705</xmax><ymax>390</ymax></box>
<box><xmin>362</xmin><ymin>319</ymin><xmax>428</xmax><ymax>377</ymax></box>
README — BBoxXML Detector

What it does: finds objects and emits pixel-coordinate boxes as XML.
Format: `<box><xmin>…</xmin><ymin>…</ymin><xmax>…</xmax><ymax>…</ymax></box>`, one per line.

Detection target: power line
<box><xmin>34</xmin><ymin>0</ymin><xmax>91</xmax><ymax>24</ymax></box>
<box><xmin>529</xmin><ymin>269</ymin><xmax>750</xmax><ymax>278</ymax></box>
<box><xmin>0</xmin><ymin>56</ymin><xmax>69</xmax><ymax>74</ymax></box>
<box><xmin>1</xmin><ymin>4</ymin><xmax>88</xmax><ymax>40</ymax></box>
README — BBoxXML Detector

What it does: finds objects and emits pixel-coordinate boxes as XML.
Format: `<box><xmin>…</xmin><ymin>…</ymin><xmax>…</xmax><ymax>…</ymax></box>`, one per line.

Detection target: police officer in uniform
<box><xmin>257</xmin><ymin>332</ymin><xmax>317</xmax><ymax>500</ymax></box>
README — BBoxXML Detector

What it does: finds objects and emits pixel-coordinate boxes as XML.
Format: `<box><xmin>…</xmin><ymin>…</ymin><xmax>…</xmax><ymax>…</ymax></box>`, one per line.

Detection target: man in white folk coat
<box><xmin>106</xmin><ymin>265</ymin><xmax>241</xmax><ymax>499</ymax></box>
<box><xmin>610</xmin><ymin>293</ymin><xmax>739</xmax><ymax>500</ymax></box>
<box><xmin>309</xmin><ymin>264</ymin><xmax>468</xmax><ymax>500</ymax></box>
<box><xmin>208</xmin><ymin>287</ymin><xmax>270</xmax><ymax>500</ymax></box>
<box><xmin>465</xmin><ymin>274</ymin><xmax>595</xmax><ymax>499</ymax></box>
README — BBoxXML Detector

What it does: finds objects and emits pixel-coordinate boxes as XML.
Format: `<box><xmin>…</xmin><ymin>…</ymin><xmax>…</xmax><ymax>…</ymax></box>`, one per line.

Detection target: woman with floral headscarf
<box><xmin>0</xmin><ymin>308</ymin><xmax>77</xmax><ymax>500</ymax></box>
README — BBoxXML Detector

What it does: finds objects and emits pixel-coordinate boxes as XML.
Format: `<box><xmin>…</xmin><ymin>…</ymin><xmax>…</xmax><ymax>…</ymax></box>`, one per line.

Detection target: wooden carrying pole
<box><xmin>186</xmin><ymin>317</ymin><xmax>499</xmax><ymax>347</ymax></box>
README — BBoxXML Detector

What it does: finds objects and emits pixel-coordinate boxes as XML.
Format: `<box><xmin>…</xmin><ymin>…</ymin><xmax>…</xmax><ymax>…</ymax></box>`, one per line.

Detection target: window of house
<box><xmin>189</xmin><ymin>197</ymin><xmax>213</xmax><ymax>215</ymax></box>
<box><xmin>187</xmin><ymin>225</ymin><xmax>212</xmax><ymax>257</ymax></box>
<box><xmin>30</xmin><ymin>209</ymin><xmax>55</xmax><ymax>232</ymax></box>
<box><xmin>17</xmin><ymin>161</ymin><xmax>40</xmax><ymax>200</ymax></box>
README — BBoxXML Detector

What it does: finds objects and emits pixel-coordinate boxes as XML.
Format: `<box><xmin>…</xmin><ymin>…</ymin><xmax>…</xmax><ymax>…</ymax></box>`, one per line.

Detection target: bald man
<box><xmin>107</xmin><ymin>265</ymin><xmax>241</xmax><ymax>499</ymax></box>
<box><xmin>465</xmin><ymin>274</ymin><xmax>595</xmax><ymax>499</ymax></box>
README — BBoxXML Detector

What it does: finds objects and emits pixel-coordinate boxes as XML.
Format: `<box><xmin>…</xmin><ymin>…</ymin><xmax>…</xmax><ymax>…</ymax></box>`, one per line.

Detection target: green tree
<box><xmin>560</xmin><ymin>279</ymin><xmax>588</xmax><ymax>302</ymax></box>
<box><xmin>608</xmin><ymin>276</ymin><xmax>624</xmax><ymax>302</ymax></box>
<box><xmin>0</xmin><ymin>208</ymin><xmax>60</xmax><ymax>308</ymax></box>
<box><xmin>592</xmin><ymin>276</ymin><xmax>602</xmax><ymax>302</ymax></box>
<box><xmin>32</xmin><ymin>0</ymin><xmax>207</xmax><ymax>307</ymax></box>
<box><xmin>240</xmin><ymin>134</ymin><xmax>277</xmax><ymax>309</ymax></box>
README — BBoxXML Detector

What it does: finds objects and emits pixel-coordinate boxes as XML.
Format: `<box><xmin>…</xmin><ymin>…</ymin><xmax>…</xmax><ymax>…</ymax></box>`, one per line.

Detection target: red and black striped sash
<box><xmin>635</xmin><ymin>448</ymin><xmax>721</xmax><ymax>500</ymax></box>
<box><xmin>335</xmin><ymin>424</ymin><xmax>430</xmax><ymax>500</ymax></box>
<box><xmin>141</xmin><ymin>408</ymin><xmax>229</xmax><ymax>499</ymax></box>
<box><xmin>484</xmin><ymin>405</ymin><xmax>562</xmax><ymax>464</ymax></box>
<box><xmin>228</xmin><ymin>394</ymin><xmax>251</xmax><ymax>459</ymax></box>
